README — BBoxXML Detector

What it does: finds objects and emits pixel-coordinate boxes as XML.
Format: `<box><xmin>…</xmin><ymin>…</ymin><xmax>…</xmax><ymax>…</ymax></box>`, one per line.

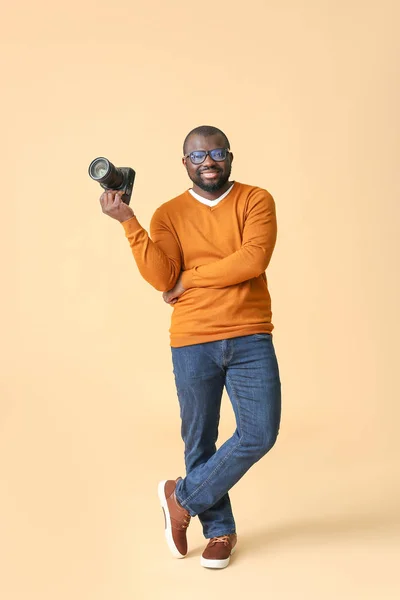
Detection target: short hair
<box><xmin>183</xmin><ymin>125</ymin><xmax>230</xmax><ymax>155</ymax></box>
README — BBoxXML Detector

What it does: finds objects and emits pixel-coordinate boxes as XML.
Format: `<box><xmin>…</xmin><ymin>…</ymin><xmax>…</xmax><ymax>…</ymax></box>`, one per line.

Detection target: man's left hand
<box><xmin>163</xmin><ymin>273</ymin><xmax>186</xmax><ymax>305</ymax></box>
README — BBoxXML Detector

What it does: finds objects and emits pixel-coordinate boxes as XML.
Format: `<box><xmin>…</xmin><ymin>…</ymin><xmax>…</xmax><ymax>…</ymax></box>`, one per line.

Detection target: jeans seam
<box><xmin>180</xmin><ymin>370</ymin><xmax>244</xmax><ymax>510</ymax></box>
<box><xmin>228</xmin><ymin>370</ymin><xmax>243</xmax><ymax>442</ymax></box>
<box><xmin>181</xmin><ymin>436</ymin><xmax>242</xmax><ymax>508</ymax></box>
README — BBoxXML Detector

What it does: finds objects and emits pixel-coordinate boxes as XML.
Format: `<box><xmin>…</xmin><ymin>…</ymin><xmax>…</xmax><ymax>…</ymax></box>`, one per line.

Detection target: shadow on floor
<box><xmin>234</xmin><ymin>509</ymin><xmax>400</xmax><ymax>554</ymax></box>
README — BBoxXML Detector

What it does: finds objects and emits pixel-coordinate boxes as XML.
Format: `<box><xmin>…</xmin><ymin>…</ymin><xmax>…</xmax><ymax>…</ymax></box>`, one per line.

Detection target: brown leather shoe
<box><xmin>158</xmin><ymin>478</ymin><xmax>191</xmax><ymax>558</ymax></box>
<box><xmin>201</xmin><ymin>534</ymin><xmax>237</xmax><ymax>569</ymax></box>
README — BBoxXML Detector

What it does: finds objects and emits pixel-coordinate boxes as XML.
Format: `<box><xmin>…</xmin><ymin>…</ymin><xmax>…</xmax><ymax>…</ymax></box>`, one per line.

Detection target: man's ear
<box><xmin>182</xmin><ymin>157</ymin><xmax>187</xmax><ymax>167</ymax></box>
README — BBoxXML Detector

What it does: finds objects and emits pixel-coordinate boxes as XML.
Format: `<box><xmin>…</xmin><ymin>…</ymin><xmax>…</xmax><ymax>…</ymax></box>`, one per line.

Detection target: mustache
<box><xmin>198</xmin><ymin>167</ymin><xmax>222</xmax><ymax>174</ymax></box>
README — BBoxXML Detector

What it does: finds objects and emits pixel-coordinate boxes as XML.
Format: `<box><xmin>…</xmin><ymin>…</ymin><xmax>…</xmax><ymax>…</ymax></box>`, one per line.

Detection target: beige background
<box><xmin>1</xmin><ymin>1</ymin><xmax>399</xmax><ymax>598</ymax></box>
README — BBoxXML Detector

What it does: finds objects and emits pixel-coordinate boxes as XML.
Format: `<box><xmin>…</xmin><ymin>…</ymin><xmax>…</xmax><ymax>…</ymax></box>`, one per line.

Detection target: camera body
<box><xmin>88</xmin><ymin>157</ymin><xmax>136</xmax><ymax>205</ymax></box>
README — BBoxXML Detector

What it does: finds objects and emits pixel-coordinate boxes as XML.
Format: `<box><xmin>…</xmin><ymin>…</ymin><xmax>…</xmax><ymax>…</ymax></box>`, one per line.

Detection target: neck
<box><xmin>191</xmin><ymin>180</ymin><xmax>234</xmax><ymax>201</ymax></box>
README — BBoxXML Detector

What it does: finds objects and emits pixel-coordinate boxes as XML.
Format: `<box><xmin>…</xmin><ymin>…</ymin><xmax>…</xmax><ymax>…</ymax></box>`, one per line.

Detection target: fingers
<box><xmin>112</xmin><ymin>191</ymin><xmax>123</xmax><ymax>207</ymax></box>
<box><xmin>162</xmin><ymin>292</ymin><xmax>178</xmax><ymax>305</ymax></box>
<box><xmin>106</xmin><ymin>190</ymin><xmax>120</xmax><ymax>207</ymax></box>
<box><xmin>100</xmin><ymin>189</ymin><xmax>123</xmax><ymax>212</ymax></box>
<box><xmin>100</xmin><ymin>190</ymin><xmax>106</xmax><ymax>209</ymax></box>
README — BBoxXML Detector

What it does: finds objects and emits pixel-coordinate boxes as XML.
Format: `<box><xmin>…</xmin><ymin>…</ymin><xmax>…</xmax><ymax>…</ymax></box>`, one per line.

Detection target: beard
<box><xmin>189</xmin><ymin>164</ymin><xmax>232</xmax><ymax>193</ymax></box>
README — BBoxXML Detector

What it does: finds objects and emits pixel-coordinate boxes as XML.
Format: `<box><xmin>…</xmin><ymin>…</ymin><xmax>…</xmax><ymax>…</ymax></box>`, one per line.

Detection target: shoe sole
<box><xmin>200</xmin><ymin>545</ymin><xmax>236</xmax><ymax>569</ymax></box>
<box><xmin>157</xmin><ymin>480</ymin><xmax>186</xmax><ymax>559</ymax></box>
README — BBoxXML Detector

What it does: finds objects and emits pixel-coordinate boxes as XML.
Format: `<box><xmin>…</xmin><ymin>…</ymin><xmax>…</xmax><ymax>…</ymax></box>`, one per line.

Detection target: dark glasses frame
<box><xmin>183</xmin><ymin>147</ymin><xmax>231</xmax><ymax>165</ymax></box>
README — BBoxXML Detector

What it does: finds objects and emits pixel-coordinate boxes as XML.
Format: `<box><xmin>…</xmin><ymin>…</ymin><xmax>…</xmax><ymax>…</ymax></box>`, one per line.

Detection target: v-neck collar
<box><xmin>186</xmin><ymin>181</ymin><xmax>238</xmax><ymax>212</ymax></box>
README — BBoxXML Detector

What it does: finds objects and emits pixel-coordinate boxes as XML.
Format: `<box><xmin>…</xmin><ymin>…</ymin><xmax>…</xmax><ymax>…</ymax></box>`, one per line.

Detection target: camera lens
<box><xmin>88</xmin><ymin>157</ymin><xmax>124</xmax><ymax>189</ymax></box>
<box><xmin>90</xmin><ymin>158</ymin><xmax>110</xmax><ymax>179</ymax></box>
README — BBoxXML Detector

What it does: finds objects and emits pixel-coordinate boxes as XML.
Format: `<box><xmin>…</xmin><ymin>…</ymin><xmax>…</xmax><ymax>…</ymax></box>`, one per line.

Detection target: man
<box><xmin>100</xmin><ymin>125</ymin><xmax>281</xmax><ymax>569</ymax></box>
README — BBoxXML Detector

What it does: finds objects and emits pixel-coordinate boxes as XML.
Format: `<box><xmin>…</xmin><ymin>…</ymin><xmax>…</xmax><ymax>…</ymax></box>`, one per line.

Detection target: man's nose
<box><xmin>202</xmin><ymin>153</ymin><xmax>218</xmax><ymax>168</ymax></box>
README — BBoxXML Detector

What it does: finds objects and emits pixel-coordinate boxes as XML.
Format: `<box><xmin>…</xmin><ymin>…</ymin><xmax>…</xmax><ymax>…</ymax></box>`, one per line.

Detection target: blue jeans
<box><xmin>171</xmin><ymin>333</ymin><xmax>281</xmax><ymax>539</ymax></box>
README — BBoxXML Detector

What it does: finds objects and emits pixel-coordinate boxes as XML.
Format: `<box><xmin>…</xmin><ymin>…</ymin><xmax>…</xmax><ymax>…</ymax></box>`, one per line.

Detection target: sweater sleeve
<box><xmin>121</xmin><ymin>208</ymin><xmax>182</xmax><ymax>292</ymax></box>
<box><xmin>180</xmin><ymin>191</ymin><xmax>277</xmax><ymax>289</ymax></box>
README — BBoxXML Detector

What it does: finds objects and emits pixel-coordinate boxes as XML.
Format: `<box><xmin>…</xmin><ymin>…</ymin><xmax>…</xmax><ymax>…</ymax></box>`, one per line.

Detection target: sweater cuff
<box><xmin>121</xmin><ymin>215</ymin><xmax>142</xmax><ymax>235</ymax></box>
<box><xmin>181</xmin><ymin>269</ymin><xmax>195</xmax><ymax>289</ymax></box>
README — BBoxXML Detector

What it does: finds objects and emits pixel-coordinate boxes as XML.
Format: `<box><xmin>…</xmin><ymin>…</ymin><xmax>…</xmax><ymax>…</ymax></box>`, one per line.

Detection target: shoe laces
<box><xmin>209</xmin><ymin>535</ymin><xmax>230</xmax><ymax>546</ymax></box>
<box><xmin>181</xmin><ymin>513</ymin><xmax>191</xmax><ymax>529</ymax></box>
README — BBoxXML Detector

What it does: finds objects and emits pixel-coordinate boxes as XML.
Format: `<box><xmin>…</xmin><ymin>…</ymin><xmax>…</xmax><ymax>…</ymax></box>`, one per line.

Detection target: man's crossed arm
<box><xmin>119</xmin><ymin>190</ymin><xmax>277</xmax><ymax>301</ymax></box>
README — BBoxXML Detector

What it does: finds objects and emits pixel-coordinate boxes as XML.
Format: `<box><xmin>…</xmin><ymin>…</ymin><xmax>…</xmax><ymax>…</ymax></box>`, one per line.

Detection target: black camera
<box><xmin>88</xmin><ymin>157</ymin><xmax>136</xmax><ymax>205</ymax></box>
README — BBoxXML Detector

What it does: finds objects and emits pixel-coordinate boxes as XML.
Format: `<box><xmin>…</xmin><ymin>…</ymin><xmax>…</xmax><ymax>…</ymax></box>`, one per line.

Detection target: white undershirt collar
<box><xmin>188</xmin><ymin>182</ymin><xmax>235</xmax><ymax>207</ymax></box>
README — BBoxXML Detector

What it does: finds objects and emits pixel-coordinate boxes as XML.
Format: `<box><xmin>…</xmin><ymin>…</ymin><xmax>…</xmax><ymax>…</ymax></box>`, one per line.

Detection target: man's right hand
<box><xmin>100</xmin><ymin>190</ymin><xmax>135</xmax><ymax>222</ymax></box>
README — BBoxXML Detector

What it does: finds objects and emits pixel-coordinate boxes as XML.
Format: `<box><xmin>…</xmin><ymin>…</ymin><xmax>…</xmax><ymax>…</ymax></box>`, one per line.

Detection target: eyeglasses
<box><xmin>184</xmin><ymin>147</ymin><xmax>230</xmax><ymax>165</ymax></box>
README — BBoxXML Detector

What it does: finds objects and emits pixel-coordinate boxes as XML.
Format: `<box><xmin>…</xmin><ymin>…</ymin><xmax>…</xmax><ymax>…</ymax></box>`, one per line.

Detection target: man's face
<box><xmin>182</xmin><ymin>134</ymin><xmax>233</xmax><ymax>193</ymax></box>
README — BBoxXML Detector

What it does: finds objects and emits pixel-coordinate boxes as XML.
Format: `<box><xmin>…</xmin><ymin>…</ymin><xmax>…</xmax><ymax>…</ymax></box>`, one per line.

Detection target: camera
<box><xmin>88</xmin><ymin>157</ymin><xmax>136</xmax><ymax>205</ymax></box>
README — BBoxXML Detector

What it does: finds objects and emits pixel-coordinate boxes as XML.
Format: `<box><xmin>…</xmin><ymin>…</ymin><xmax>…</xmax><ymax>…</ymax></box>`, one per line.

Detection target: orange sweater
<box><xmin>121</xmin><ymin>182</ymin><xmax>277</xmax><ymax>347</ymax></box>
